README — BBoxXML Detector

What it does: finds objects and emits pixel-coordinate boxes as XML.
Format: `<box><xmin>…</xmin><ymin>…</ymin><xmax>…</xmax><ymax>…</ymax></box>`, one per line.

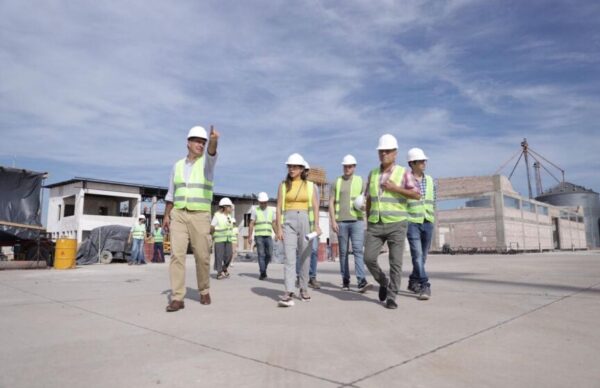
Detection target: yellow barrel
<box><xmin>54</xmin><ymin>239</ymin><xmax>77</xmax><ymax>269</ymax></box>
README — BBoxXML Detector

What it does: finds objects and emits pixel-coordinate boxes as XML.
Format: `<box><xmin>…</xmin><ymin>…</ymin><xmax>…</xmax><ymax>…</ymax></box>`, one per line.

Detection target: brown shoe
<box><xmin>200</xmin><ymin>293</ymin><xmax>211</xmax><ymax>305</ymax></box>
<box><xmin>166</xmin><ymin>300</ymin><xmax>185</xmax><ymax>312</ymax></box>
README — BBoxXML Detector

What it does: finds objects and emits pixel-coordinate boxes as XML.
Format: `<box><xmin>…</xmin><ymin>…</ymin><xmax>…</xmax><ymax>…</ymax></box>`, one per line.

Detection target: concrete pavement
<box><xmin>1</xmin><ymin>251</ymin><xmax>599</xmax><ymax>387</ymax></box>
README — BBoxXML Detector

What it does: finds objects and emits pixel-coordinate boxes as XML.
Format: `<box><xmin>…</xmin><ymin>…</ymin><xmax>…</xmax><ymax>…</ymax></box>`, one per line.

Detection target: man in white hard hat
<box><xmin>248</xmin><ymin>192</ymin><xmax>275</xmax><ymax>280</ymax></box>
<box><xmin>364</xmin><ymin>134</ymin><xmax>421</xmax><ymax>309</ymax></box>
<box><xmin>211</xmin><ymin>197</ymin><xmax>234</xmax><ymax>279</ymax></box>
<box><xmin>152</xmin><ymin>220</ymin><xmax>165</xmax><ymax>263</ymax></box>
<box><xmin>329</xmin><ymin>154</ymin><xmax>372</xmax><ymax>292</ymax></box>
<box><xmin>128</xmin><ymin>215</ymin><xmax>148</xmax><ymax>265</ymax></box>
<box><xmin>406</xmin><ymin>148</ymin><xmax>435</xmax><ymax>300</ymax></box>
<box><xmin>163</xmin><ymin>125</ymin><xmax>219</xmax><ymax>312</ymax></box>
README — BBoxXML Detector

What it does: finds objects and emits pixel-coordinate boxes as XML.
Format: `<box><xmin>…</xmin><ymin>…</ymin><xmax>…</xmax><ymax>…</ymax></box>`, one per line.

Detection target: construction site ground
<box><xmin>1</xmin><ymin>251</ymin><xmax>599</xmax><ymax>387</ymax></box>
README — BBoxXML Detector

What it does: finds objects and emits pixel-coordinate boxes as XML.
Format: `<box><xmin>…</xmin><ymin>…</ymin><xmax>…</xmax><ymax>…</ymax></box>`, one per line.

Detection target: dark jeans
<box><xmin>407</xmin><ymin>221</ymin><xmax>433</xmax><ymax>287</ymax></box>
<box><xmin>153</xmin><ymin>242</ymin><xmax>164</xmax><ymax>263</ymax></box>
<box><xmin>255</xmin><ymin>236</ymin><xmax>273</xmax><ymax>275</ymax></box>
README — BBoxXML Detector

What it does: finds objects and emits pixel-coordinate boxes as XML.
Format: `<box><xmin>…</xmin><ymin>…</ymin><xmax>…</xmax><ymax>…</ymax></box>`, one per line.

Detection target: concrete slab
<box><xmin>0</xmin><ymin>251</ymin><xmax>599</xmax><ymax>387</ymax></box>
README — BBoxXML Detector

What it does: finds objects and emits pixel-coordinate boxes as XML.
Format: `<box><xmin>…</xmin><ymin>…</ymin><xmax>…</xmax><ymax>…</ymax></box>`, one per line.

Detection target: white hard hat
<box><xmin>342</xmin><ymin>154</ymin><xmax>357</xmax><ymax>165</ymax></box>
<box><xmin>257</xmin><ymin>192</ymin><xmax>269</xmax><ymax>202</ymax></box>
<box><xmin>407</xmin><ymin>147</ymin><xmax>428</xmax><ymax>162</ymax></box>
<box><xmin>138</xmin><ymin>215</ymin><xmax>146</xmax><ymax>219</ymax></box>
<box><xmin>219</xmin><ymin>197</ymin><xmax>233</xmax><ymax>207</ymax></box>
<box><xmin>154</xmin><ymin>220</ymin><xmax>160</xmax><ymax>224</ymax></box>
<box><xmin>285</xmin><ymin>153</ymin><xmax>305</xmax><ymax>166</ymax></box>
<box><xmin>377</xmin><ymin>134</ymin><xmax>398</xmax><ymax>150</ymax></box>
<box><xmin>187</xmin><ymin>126</ymin><xmax>208</xmax><ymax>140</ymax></box>
<box><xmin>353</xmin><ymin>194</ymin><xmax>365</xmax><ymax>211</ymax></box>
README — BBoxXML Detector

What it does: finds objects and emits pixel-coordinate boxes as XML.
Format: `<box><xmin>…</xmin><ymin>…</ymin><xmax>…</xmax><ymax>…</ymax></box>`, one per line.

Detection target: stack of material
<box><xmin>307</xmin><ymin>167</ymin><xmax>327</xmax><ymax>184</ymax></box>
<box><xmin>306</xmin><ymin>167</ymin><xmax>330</xmax><ymax>207</ymax></box>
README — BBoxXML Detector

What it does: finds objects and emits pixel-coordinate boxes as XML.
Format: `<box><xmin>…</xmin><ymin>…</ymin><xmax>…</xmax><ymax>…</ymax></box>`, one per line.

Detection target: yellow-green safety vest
<box><xmin>280</xmin><ymin>181</ymin><xmax>315</xmax><ymax>229</ymax></box>
<box><xmin>131</xmin><ymin>223</ymin><xmax>146</xmax><ymax>240</ymax></box>
<box><xmin>231</xmin><ymin>226</ymin><xmax>238</xmax><ymax>243</ymax></box>
<box><xmin>335</xmin><ymin>175</ymin><xmax>363</xmax><ymax>220</ymax></box>
<box><xmin>153</xmin><ymin>227</ymin><xmax>164</xmax><ymax>243</ymax></box>
<box><xmin>254</xmin><ymin>207</ymin><xmax>274</xmax><ymax>237</ymax></box>
<box><xmin>368</xmin><ymin>166</ymin><xmax>409</xmax><ymax>223</ymax></box>
<box><xmin>407</xmin><ymin>175</ymin><xmax>435</xmax><ymax>224</ymax></box>
<box><xmin>173</xmin><ymin>158</ymin><xmax>213</xmax><ymax>212</ymax></box>
<box><xmin>213</xmin><ymin>212</ymin><xmax>232</xmax><ymax>243</ymax></box>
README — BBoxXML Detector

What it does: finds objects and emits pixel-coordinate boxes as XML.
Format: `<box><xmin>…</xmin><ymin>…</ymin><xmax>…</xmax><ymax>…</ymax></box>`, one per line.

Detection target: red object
<box><xmin>144</xmin><ymin>242</ymin><xmax>154</xmax><ymax>263</ymax></box>
<box><xmin>317</xmin><ymin>243</ymin><xmax>327</xmax><ymax>262</ymax></box>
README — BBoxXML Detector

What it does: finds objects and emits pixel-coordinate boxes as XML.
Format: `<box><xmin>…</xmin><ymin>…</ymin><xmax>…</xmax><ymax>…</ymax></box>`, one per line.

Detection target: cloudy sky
<box><xmin>2</xmin><ymin>0</ymin><xmax>600</xmax><ymax>206</ymax></box>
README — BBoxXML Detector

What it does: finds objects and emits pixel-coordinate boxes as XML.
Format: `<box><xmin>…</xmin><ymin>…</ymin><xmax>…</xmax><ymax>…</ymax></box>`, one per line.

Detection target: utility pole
<box><xmin>521</xmin><ymin>138</ymin><xmax>533</xmax><ymax>199</ymax></box>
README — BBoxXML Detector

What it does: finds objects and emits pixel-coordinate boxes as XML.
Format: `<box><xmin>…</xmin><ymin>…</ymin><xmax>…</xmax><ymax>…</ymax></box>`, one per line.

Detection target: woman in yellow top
<box><xmin>276</xmin><ymin>153</ymin><xmax>321</xmax><ymax>307</ymax></box>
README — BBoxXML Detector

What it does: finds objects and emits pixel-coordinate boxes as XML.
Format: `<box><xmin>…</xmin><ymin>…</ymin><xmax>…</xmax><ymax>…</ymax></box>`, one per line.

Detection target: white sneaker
<box><xmin>278</xmin><ymin>293</ymin><xmax>295</xmax><ymax>307</ymax></box>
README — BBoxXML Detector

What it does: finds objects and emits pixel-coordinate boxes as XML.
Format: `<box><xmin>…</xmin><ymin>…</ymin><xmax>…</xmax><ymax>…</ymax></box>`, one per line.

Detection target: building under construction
<box><xmin>435</xmin><ymin>175</ymin><xmax>586</xmax><ymax>252</ymax></box>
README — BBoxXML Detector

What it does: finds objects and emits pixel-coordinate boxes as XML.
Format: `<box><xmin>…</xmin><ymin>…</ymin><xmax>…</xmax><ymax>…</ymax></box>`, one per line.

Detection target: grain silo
<box><xmin>536</xmin><ymin>182</ymin><xmax>600</xmax><ymax>248</ymax></box>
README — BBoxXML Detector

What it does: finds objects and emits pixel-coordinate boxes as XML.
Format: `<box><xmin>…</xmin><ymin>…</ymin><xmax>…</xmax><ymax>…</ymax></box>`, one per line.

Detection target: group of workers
<box><xmin>160</xmin><ymin>125</ymin><xmax>435</xmax><ymax>313</ymax></box>
<box><xmin>127</xmin><ymin>215</ymin><xmax>165</xmax><ymax>265</ymax></box>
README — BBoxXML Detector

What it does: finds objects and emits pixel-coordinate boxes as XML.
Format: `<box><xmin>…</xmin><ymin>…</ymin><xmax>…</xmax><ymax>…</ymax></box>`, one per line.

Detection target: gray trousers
<box><xmin>283</xmin><ymin>210</ymin><xmax>312</xmax><ymax>293</ymax></box>
<box><xmin>364</xmin><ymin>221</ymin><xmax>408</xmax><ymax>301</ymax></box>
<box><xmin>214</xmin><ymin>242</ymin><xmax>232</xmax><ymax>274</ymax></box>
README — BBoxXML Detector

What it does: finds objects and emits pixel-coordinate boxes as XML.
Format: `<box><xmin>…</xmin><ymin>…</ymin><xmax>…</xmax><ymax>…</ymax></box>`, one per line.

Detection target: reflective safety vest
<box><xmin>254</xmin><ymin>207</ymin><xmax>274</xmax><ymax>236</ymax></box>
<box><xmin>153</xmin><ymin>227</ymin><xmax>164</xmax><ymax>243</ymax></box>
<box><xmin>407</xmin><ymin>175</ymin><xmax>435</xmax><ymax>224</ymax></box>
<box><xmin>131</xmin><ymin>223</ymin><xmax>146</xmax><ymax>240</ymax></box>
<box><xmin>368</xmin><ymin>166</ymin><xmax>409</xmax><ymax>223</ymax></box>
<box><xmin>335</xmin><ymin>175</ymin><xmax>363</xmax><ymax>220</ymax></box>
<box><xmin>280</xmin><ymin>180</ymin><xmax>315</xmax><ymax>228</ymax></box>
<box><xmin>173</xmin><ymin>158</ymin><xmax>213</xmax><ymax>212</ymax></box>
<box><xmin>231</xmin><ymin>226</ymin><xmax>238</xmax><ymax>244</ymax></box>
<box><xmin>213</xmin><ymin>212</ymin><xmax>232</xmax><ymax>243</ymax></box>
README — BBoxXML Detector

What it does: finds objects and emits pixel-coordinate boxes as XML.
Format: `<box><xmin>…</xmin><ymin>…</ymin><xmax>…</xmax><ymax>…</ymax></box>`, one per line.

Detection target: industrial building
<box><xmin>536</xmin><ymin>182</ymin><xmax>600</xmax><ymax>248</ymax></box>
<box><xmin>435</xmin><ymin>175</ymin><xmax>586</xmax><ymax>252</ymax></box>
<box><xmin>44</xmin><ymin>177</ymin><xmax>333</xmax><ymax>250</ymax></box>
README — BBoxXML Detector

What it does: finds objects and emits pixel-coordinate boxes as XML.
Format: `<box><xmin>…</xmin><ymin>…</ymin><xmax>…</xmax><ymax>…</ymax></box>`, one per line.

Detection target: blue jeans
<box><xmin>255</xmin><ymin>236</ymin><xmax>273</xmax><ymax>275</ymax></box>
<box><xmin>153</xmin><ymin>242</ymin><xmax>164</xmax><ymax>263</ymax></box>
<box><xmin>130</xmin><ymin>238</ymin><xmax>146</xmax><ymax>264</ymax></box>
<box><xmin>407</xmin><ymin>221</ymin><xmax>433</xmax><ymax>287</ymax></box>
<box><xmin>338</xmin><ymin>220</ymin><xmax>366</xmax><ymax>285</ymax></box>
<box><xmin>297</xmin><ymin>236</ymin><xmax>318</xmax><ymax>279</ymax></box>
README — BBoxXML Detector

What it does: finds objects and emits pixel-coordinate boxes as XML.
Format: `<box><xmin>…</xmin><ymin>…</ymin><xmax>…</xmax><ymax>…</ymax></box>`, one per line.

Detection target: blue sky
<box><xmin>2</xmin><ymin>0</ymin><xmax>600</xmax><ymax>208</ymax></box>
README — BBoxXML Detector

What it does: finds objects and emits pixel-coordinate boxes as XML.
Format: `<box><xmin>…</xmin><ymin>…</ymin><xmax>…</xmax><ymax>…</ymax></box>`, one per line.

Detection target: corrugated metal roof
<box><xmin>539</xmin><ymin>181</ymin><xmax>597</xmax><ymax>196</ymax></box>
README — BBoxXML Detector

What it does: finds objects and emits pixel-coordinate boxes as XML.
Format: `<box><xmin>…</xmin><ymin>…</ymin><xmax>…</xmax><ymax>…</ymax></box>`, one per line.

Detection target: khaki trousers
<box><xmin>169</xmin><ymin>208</ymin><xmax>212</xmax><ymax>300</ymax></box>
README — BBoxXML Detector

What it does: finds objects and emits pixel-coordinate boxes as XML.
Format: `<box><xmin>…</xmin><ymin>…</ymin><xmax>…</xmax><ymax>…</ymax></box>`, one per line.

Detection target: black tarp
<box><xmin>77</xmin><ymin>225</ymin><xmax>131</xmax><ymax>264</ymax></box>
<box><xmin>0</xmin><ymin>166</ymin><xmax>47</xmax><ymax>241</ymax></box>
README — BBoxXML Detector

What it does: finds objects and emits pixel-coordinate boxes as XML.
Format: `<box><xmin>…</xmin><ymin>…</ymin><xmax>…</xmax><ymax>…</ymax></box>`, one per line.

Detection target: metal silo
<box><xmin>536</xmin><ymin>182</ymin><xmax>600</xmax><ymax>248</ymax></box>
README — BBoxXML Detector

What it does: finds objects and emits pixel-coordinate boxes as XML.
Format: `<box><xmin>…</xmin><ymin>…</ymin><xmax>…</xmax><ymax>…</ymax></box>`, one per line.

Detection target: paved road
<box><xmin>1</xmin><ymin>251</ymin><xmax>599</xmax><ymax>387</ymax></box>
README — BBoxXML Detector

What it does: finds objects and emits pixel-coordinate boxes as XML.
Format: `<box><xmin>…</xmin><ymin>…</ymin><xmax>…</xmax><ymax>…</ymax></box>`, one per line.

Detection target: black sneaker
<box><xmin>385</xmin><ymin>299</ymin><xmax>398</xmax><ymax>309</ymax></box>
<box><xmin>378</xmin><ymin>282</ymin><xmax>388</xmax><ymax>302</ymax></box>
<box><xmin>417</xmin><ymin>285</ymin><xmax>431</xmax><ymax>301</ymax></box>
<box><xmin>357</xmin><ymin>281</ymin><xmax>373</xmax><ymax>294</ymax></box>
<box><xmin>407</xmin><ymin>281</ymin><xmax>421</xmax><ymax>294</ymax></box>
<box><xmin>342</xmin><ymin>283</ymin><xmax>350</xmax><ymax>291</ymax></box>
<box><xmin>259</xmin><ymin>273</ymin><xmax>267</xmax><ymax>280</ymax></box>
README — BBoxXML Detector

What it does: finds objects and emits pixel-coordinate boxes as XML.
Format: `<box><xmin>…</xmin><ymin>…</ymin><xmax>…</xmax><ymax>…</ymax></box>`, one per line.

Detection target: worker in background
<box><xmin>128</xmin><ymin>215</ymin><xmax>148</xmax><ymax>265</ymax></box>
<box><xmin>248</xmin><ymin>192</ymin><xmax>275</xmax><ymax>280</ymax></box>
<box><xmin>364</xmin><ymin>134</ymin><xmax>421</xmax><ymax>309</ymax></box>
<box><xmin>163</xmin><ymin>125</ymin><xmax>219</xmax><ymax>312</ymax></box>
<box><xmin>276</xmin><ymin>153</ymin><xmax>321</xmax><ymax>307</ymax></box>
<box><xmin>406</xmin><ymin>148</ymin><xmax>435</xmax><ymax>301</ymax></box>
<box><xmin>152</xmin><ymin>220</ymin><xmax>165</xmax><ymax>263</ymax></box>
<box><xmin>329</xmin><ymin>154</ymin><xmax>372</xmax><ymax>293</ymax></box>
<box><xmin>229</xmin><ymin>218</ymin><xmax>239</xmax><ymax>268</ymax></box>
<box><xmin>211</xmin><ymin>197</ymin><xmax>234</xmax><ymax>279</ymax></box>
<box><xmin>296</xmin><ymin>161</ymin><xmax>320</xmax><ymax>289</ymax></box>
